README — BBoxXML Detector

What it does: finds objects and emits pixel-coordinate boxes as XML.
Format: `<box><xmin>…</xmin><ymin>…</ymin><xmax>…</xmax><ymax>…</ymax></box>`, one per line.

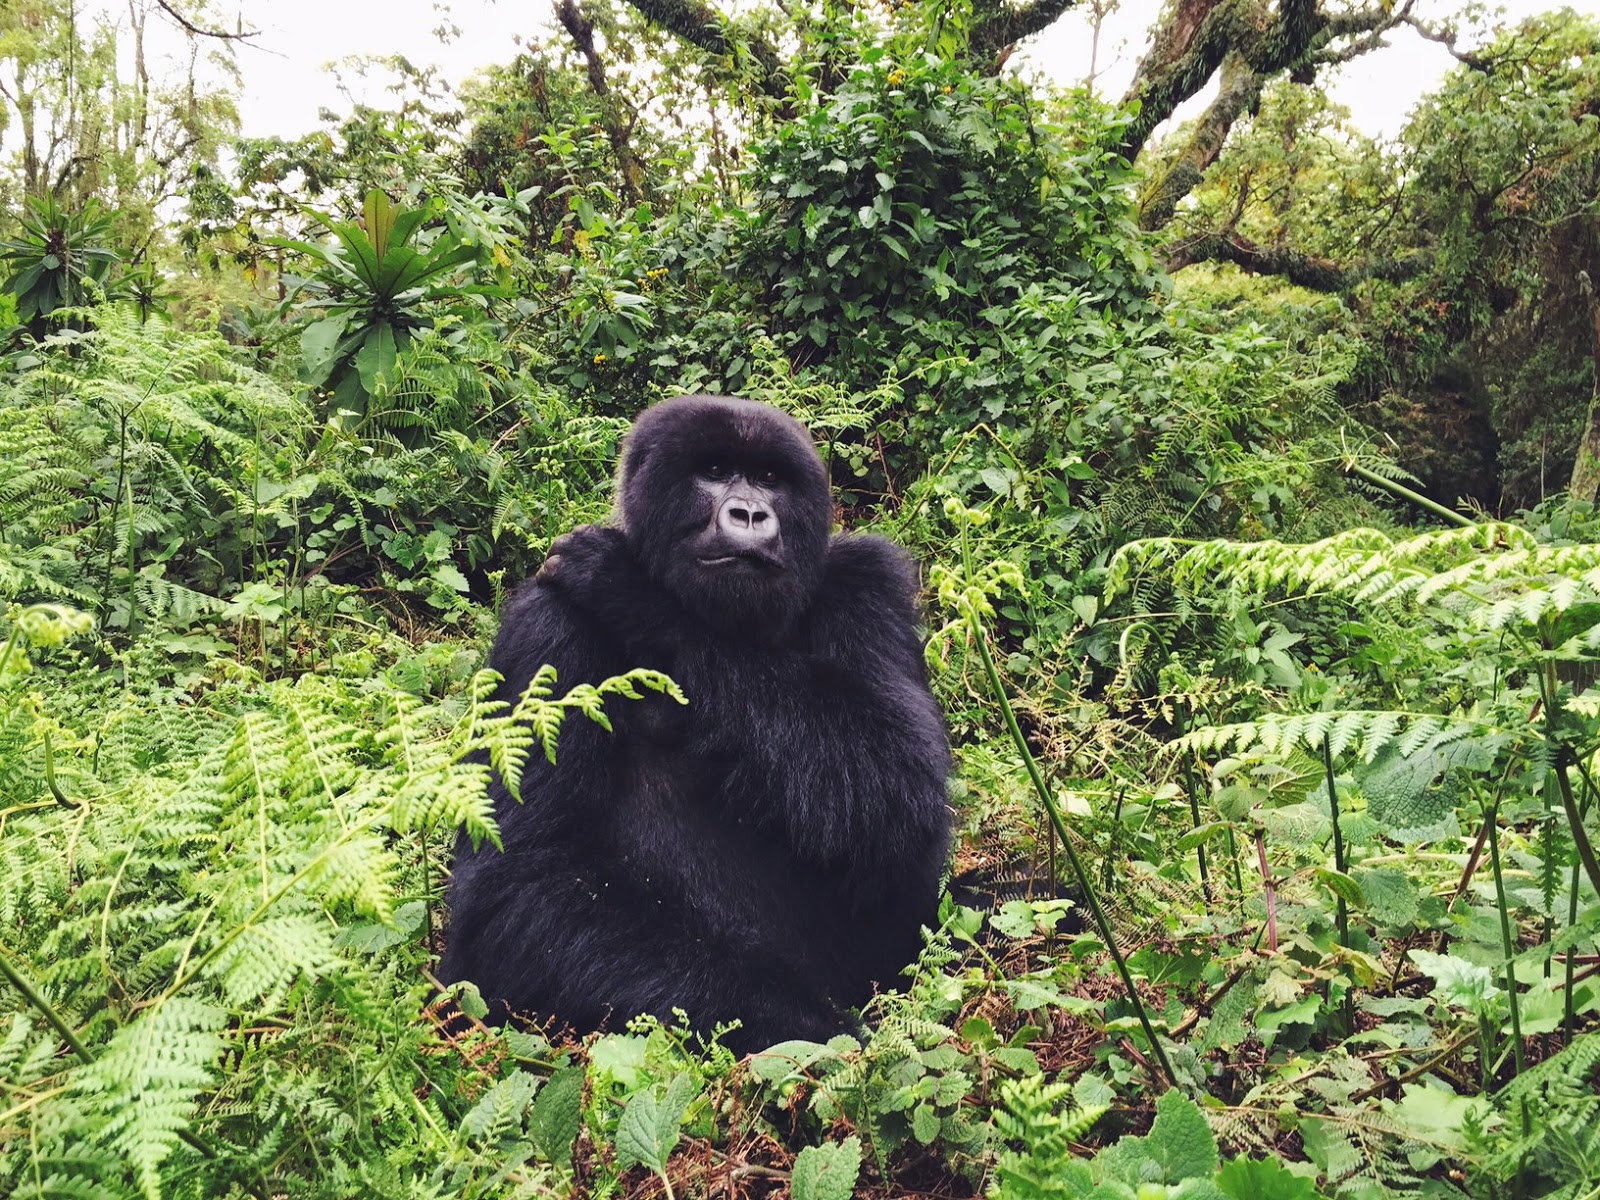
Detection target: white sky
<box><xmin>199</xmin><ymin>0</ymin><xmax>1598</xmax><ymax>142</ymax></box>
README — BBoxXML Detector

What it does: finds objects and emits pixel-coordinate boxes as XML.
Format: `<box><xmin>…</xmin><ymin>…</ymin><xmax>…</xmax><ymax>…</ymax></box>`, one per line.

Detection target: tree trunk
<box><xmin>1567</xmin><ymin>298</ymin><xmax>1600</xmax><ymax>503</ymax></box>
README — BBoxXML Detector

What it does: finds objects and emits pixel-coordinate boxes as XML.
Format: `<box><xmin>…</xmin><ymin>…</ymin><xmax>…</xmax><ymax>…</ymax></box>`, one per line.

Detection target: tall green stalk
<box><xmin>1485</xmin><ymin>802</ymin><xmax>1526</xmax><ymax>1082</ymax></box>
<box><xmin>957</xmin><ymin>519</ymin><xmax>1175</xmax><ymax>1085</ymax></box>
<box><xmin>1322</xmin><ymin>736</ymin><xmax>1353</xmax><ymax>1036</ymax></box>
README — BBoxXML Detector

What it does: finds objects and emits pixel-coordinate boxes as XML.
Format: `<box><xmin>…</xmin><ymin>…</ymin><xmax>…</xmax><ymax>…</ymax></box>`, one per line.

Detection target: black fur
<box><xmin>439</xmin><ymin>394</ymin><xmax>952</xmax><ymax>1052</ymax></box>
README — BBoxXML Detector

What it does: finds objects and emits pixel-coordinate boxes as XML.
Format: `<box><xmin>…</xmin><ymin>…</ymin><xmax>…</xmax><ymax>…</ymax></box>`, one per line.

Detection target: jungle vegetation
<box><xmin>2</xmin><ymin>1</ymin><xmax>1600</xmax><ymax>1196</ymax></box>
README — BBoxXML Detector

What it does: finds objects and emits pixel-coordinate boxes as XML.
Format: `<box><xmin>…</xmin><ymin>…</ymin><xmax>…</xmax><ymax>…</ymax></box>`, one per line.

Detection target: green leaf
<box><xmin>1097</xmin><ymin>1088</ymin><xmax>1218</xmax><ymax>1186</ymax></box>
<box><xmin>363</xmin><ymin>189</ymin><xmax>397</xmax><ymax>262</ymax></box>
<box><xmin>355</xmin><ymin>322</ymin><xmax>400</xmax><ymax>393</ymax></box>
<box><xmin>1315</xmin><ymin>867</ymin><xmax>1365</xmax><ymax>907</ymax></box>
<box><xmin>1144</xmin><ymin>1088</ymin><xmax>1218</xmax><ymax>1182</ymax></box>
<box><xmin>791</xmin><ymin>1136</ymin><xmax>862</xmax><ymax>1200</ymax></box>
<box><xmin>1359</xmin><ymin>731</ymin><xmax>1494</xmax><ymax>841</ymax></box>
<box><xmin>1408</xmin><ymin>948</ymin><xmax>1499</xmax><ymax>1010</ymax></box>
<box><xmin>1217</xmin><ymin>1156</ymin><xmax>1317</xmax><ymax>1199</ymax></box>
<box><xmin>531</xmin><ymin>1065</ymin><xmax>584</xmax><ymax>1169</ymax></box>
<box><xmin>1352</xmin><ymin>866</ymin><xmax>1420</xmax><ymax>928</ymax></box>
<box><xmin>299</xmin><ymin>314</ymin><xmax>349</xmax><ymax>384</ymax></box>
<box><xmin>616</xmin><ymin>1072</ymin><xmax>697</xmax><ymax>1176</ymax></box>
<box><xmin>75</xmin><ymin>998</ymin><xmax>225</xmax><ymax>1200</ymax></box>
<box><xmin>746</xmin><ymin>1040</ymin><xmax>834</xmax><ymax>1082</ymax></box>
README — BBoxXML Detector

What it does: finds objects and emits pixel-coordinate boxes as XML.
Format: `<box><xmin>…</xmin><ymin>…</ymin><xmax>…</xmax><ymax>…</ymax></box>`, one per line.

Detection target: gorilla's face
<box><xmin>618</xmin><ymin>395</ymin><xmax>832</xmax><ymax>640</ymax></box>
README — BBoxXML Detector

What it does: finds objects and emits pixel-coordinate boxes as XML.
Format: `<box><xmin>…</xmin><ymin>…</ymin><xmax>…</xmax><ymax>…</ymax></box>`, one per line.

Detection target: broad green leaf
<box><xmin>791</xmin><ymin>1136</ymin><xmax>862</xmax><ymax>1200</ymax></box>
<box><xmin>1217</xmin><ymin>1156</ymin><xmax>1317</xmax><ymax>1199</ymax></box>
<box><xmin>1146</xmin><ymin>1089</ymin><xmax>1218</xmax><ymax>1181</ymax></box>
<box><xmin>616</xmin><ymin>1072</ymin><xmax>697</xmax><ymax>1176</ymax></box>
<box><xmin>364</xmin><ymin>189</ymin><xmax>396</xmax><ymax>261</ymax></box>
<box><xmin>1096</xmin><ymin>1088</ymin><xmax>1218</xmax><ymax>1186</ymax></box>
<box><xmin>355</xmin><ymin>322</ymin><xmax>400</xmax><ymax>393</ymax></box>
<box><xmin>1352</xmin><ymin>866</ymin><xmax>1420</xmax><ymax>928</ymax></box>
<box><xmin>299</xmin><ymin>314</ymin><xmax>349</xmax><ymax>383</ymax></box>
<box><xmin>531</xmin><ymin>1065</ymin><xmax>584</xmax><ymax>1169</ymax></box>
<box><xmin>748</xmin><ymin>1040</ymin><xmax>834</xmax><ymax>1082</ymax></box>
<box><xmin>1408</xmin><ymin>948</ymin><xmax>1499</xmax><ymax>1009</ymax></box>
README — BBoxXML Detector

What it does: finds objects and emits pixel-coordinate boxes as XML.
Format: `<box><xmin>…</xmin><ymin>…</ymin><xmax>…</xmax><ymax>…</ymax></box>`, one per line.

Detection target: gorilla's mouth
<box><xmin>699</xmin><ymin>552</ymin><xmax>780</xmax><ymax>571</ymax></box>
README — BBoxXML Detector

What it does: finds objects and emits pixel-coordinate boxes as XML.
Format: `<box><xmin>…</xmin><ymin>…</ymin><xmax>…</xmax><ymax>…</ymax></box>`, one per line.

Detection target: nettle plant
<box><xmin>1106</xmin><ymin>523</ymin><xmax>1600</xmax><ymax>1192</ymax></box>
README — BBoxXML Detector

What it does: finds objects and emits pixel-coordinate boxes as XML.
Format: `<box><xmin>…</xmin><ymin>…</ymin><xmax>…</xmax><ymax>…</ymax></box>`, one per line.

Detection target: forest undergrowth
<box><xmin>3</xmin><ymin>3</ymin><xmax>1600</xmax><ymax>1196</ymax></box>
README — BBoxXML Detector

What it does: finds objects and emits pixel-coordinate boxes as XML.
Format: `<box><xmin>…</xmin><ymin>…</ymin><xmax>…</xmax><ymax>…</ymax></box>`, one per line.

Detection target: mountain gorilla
<box><xmin>439</xmin><ymin>394</ymin><xmax>951</xmax><ymax>1052</ymax></box>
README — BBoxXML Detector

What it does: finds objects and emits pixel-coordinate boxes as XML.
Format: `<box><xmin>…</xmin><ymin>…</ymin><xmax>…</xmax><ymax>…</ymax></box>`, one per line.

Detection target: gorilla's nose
<box><xmin>717</xmin><ymin>495</ymin><xmax>777</xmax><ymax>544</ymax></box>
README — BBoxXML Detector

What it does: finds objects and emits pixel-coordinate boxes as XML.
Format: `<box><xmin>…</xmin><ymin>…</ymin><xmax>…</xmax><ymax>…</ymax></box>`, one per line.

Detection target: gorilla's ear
<box><xmin>614</xmin><ymin>437</ymin><xmax>649</xmax><ymax>533</ymax></box>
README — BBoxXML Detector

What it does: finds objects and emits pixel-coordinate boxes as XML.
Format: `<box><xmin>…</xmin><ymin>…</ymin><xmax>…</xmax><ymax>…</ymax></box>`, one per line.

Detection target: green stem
<box><xmin>958</xmin><ymin>529</ymin><xmax>1174</xmax><ymax>1085</ymax></box>
<box><xmin>41</xmin><ymin>729</ymin><xmax>76</xmax><ymax>809</ymax></box>
<box><xmin>1564</xmin><ymin>779</ymin><xmax>1594</xmax><ymax>1042</ymax></box>
<box><xmin>1322</xmin><ymin>736</ymin><xmax>1353</xmax><ymax>1036</ymax></box>
<box><xmin>1343</xmin><ymin>462</ymin><xmax>1474</xmax><ymax>527</ymax></box>
<box><xmin>0</xmin><ymin>629</ymin><xmax>18</xmax><ymax>680</ymax></box>
<box><xmin>1554</xmin><ymin>765</ymin><xmax>1600</xmax><ymax>901</ymax></box>
<box><xmin>1225</xmin><ymin>825</ymin><xmax>1245</xmax><ymax>914</ymax></box>
<box><xmin>124</xmin><ymin>474</ymin><xmax>138</xmax><ymax>639</ymax></box>
<box><xmin>969</xmin><ymin>627</ymin><xmax>1174</xmax><ymax>1084</ymax></box>
<box><xmin>0</xmin><ymin>944</ymin><xmax>93</xmax><ymax>1063</ymax></box>
<box><xmin>1485</xmin><ymin>803</ymin><xmax>1527</xmax><ymax>1085</ymax></box>
<box><xmin>1176</xmin><ymin>706</ymin><xmax>1211</xmax><ymax>904</ymax></box>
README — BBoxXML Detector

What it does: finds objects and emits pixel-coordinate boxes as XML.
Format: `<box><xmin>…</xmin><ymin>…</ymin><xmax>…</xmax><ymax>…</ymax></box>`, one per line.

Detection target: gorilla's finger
<box><xmin>534</xmin><ymin>553</ymin><xmax>564</xmax><ymax>584</ymax></box>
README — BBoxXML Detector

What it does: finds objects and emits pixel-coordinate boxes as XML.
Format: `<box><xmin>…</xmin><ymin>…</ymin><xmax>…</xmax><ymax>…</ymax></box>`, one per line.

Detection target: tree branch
<box><xmin>619</xmin><ymin>0</ymin><xmax>789</xmax><ymax>99</ymax></box>
<box><xmin>1164</xmin><ymin>230</ymin><xmax>1428</xmax><ymax>291</ymax></box>
<box><xmin>971</xmin><ymin>0</ymin><xmax>1081</xmax><ymax>61</ymax></box>
<box><xmin>555</xmin><ymin>0</ymin><xmax>643</xmax><ymax>202</ymax></box>
<box><xmin>152</xmin><ymin>1</ymin><xmax>257</xmax><ymax>41</ymax></box>
<box><xmin>1138</xmin><ymin>50</ymin><xmax>1262</xmax><ymax>230</ymax></box>
<box><xmin>1397</xmin><ymin>13</ymin><xmax>1490</xmax><ymax>70</ymax></box>
<box><xmin>1118</xmin><ymin>0</ymin><xmax>1239</xmax><ymax>160</ymax></box>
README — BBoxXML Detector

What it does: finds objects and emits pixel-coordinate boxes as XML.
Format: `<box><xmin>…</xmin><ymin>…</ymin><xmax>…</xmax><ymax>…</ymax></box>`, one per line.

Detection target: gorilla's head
<box><xmin>618</xmin><ymin>395</ymin><xmax>832</xmax><ymax>639</ymax></box>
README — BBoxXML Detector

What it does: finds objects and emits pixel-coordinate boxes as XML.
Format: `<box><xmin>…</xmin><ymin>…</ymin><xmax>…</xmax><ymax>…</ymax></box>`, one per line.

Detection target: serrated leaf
<box><xmin>1359</xmin><ymin>731</ymin><xmax>1495</xmax><ymax>841</ymax></box>
<box><xmin>1217</xmin><ymin>1155</ymin><xmax>1318</xmax><ymax>1199</ymax></box>
<box><xmin>1352</xmin><ymin>866</ymin><xmax>1420</xmax><ymax>928</ymax></box>
<box><xmin>532</xmin><ymin>1065</ymin><xmax>584</xmax><ymax>1169</ymax></box>
<box><xmin>747</xmin><ymin>1039</ymin><xmax>833</xmax><ymax>1082</ymax></box>
<box><xmin>1145</xmin><ymin>1088</ymin><xmax>1219</xmax><ymax>1181</ymax></box>
<box><xmin>616</xmin><ymin>1072</ymin><xmax>696</xmax><ymax>1176</ymax></box>
<box><xmin>1096</xmin><ymin>1088</ymin><xmax>1218</xmax><ymax>1186</ymax></box>
<box><xmin>791</xmin><ymin>1136</ymin><xmax>862</xmax><ymax>1200</ymax></box>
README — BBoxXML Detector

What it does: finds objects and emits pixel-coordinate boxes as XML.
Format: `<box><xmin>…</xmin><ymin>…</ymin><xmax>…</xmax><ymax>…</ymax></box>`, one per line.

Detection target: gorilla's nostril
<box><xmin>729</xmin><ymin>506</ymin><xmax>751</xmax><ymax>527</ymax></box>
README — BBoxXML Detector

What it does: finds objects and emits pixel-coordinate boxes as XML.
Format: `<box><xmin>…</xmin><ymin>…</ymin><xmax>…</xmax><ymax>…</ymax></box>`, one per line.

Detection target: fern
<box><xmin>0</xmin><ymin>645</ymin><xmax>667</xmax><ymax>1198</ymax></box>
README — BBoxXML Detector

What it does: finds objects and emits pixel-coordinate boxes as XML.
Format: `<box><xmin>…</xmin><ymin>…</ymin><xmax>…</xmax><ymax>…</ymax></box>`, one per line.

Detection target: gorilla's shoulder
<box><xmin>822</xmin><ymin>533</ymin><xmax>920</xmax><ymax>607</ymax></box>
<box><xmin>497</xmin><ymin>576</ymin><xmax>568</xmax><ymax>629</ymax></box>
<box><xmin>489</xmin><ymin>577</ymin><xmax>595</xmax><ymax>679</ymax></box>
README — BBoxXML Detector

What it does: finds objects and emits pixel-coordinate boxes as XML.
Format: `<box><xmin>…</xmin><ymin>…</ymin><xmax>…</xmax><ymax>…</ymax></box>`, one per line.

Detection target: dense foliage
<box><xmin>1</xmin><ymin>3</ymin><xmax>1598</xmax><ymax>1198</ymax></box>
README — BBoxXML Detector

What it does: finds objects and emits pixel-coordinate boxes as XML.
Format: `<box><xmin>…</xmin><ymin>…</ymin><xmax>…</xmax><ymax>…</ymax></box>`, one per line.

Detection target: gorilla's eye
<box><xmin>702</xmin><ymin>463</ymin><xmax>730</xmax><ymax>481</ymax></box>
<box><xmin>756</xmin><ymin>468</ymin><xmax>780</xmax><ymax>485</ymax></box>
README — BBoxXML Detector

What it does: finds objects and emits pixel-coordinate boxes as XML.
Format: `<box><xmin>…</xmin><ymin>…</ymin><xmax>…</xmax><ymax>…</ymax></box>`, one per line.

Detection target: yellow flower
<box><xmin>887</xmin><ymin>69</ymin><xmax>905</xmax><ymax>86</ymax></box>
<box><xmin>593</xmin><ymin>353</ymin><xmax>607</xmax><ymax>365</ymax></box>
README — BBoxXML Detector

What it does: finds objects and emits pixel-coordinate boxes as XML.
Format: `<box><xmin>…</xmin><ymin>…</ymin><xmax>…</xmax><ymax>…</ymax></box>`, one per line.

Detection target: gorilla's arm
<box><xmin>535</xmin><ymin>526</ymin><xmax>950</xmax><ymax>887</ymax></box>
<box><xmin>715</xmin><ymin>534</ymin><xmax>952</xmax><ymax>886</ymax></box>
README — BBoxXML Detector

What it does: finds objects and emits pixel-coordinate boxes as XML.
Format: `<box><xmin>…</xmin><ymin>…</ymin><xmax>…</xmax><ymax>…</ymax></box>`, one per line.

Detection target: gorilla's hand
<box><xmin>537</xmin><ymin>524</ymin><xmax>691</xmax><ymax>742</ymax></box>
<box><xmin>535</xmin><ymin>525</ymin><xmax>633</xmax><ymax>611</ymax></box>
<box><xmin>537</xmin><ymin>525</ymin><xmax>686</xmax><ymax>656</ymax></box>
